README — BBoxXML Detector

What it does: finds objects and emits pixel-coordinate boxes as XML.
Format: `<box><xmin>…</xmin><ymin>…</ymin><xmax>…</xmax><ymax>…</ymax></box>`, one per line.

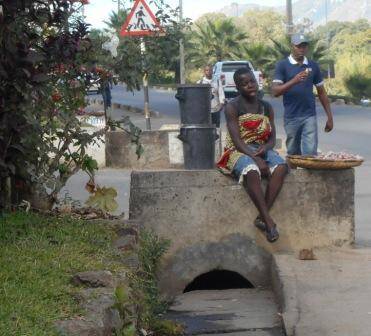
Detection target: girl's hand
<box><xmin>254</xmin><ymin>145</ymin><xmax>267</xmax><ymax>157</ymax></box>
<box><xmin>254</xmin><ymin>156</ymin><xmax>271</xmax><ymax>177</ymax></box>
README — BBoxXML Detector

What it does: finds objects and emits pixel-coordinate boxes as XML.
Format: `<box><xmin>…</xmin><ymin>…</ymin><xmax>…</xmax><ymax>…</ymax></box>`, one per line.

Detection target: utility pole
<box><xmin>324</xmin><ymin>0</ymin><xmax>332</xmax><ymax>78</ymax></box>
<box><xmin>113</xmin><ymin>0</ymin><xmax>121</xmax><ymax>13</ymax></box>
<box><xmin>286</xmin><ymin>0</ymin><xmax>294</xmax><ymax>35</ymax></box>
<box><xmin>179</xmin><ymin>0</ymin><xmax>185</xmax><ymax>84</ymax></box>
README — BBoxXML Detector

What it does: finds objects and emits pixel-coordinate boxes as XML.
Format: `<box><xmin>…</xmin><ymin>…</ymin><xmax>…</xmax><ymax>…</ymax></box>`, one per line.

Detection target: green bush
<box><xmin>324</xmin><ymin>53</ymin><xmax>370</xmax><ymax>99</ymax></box>
<box><xmin>344</xmin><ymin>74</ymin><xmax>371</xmax><ymax>100</ymax></box>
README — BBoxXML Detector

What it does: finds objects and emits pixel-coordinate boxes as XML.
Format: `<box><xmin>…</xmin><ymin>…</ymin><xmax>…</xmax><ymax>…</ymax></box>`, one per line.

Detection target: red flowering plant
<box><xmin>0</xmin><ymin>0</ymin><xmax>139</xmax><ymax>211</ymax></box>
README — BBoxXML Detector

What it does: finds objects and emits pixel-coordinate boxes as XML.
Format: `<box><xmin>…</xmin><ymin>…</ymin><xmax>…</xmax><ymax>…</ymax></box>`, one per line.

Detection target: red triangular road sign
<box><xmin>120</xmin><ymin>0</ymin><xmax>163</xmax><ymax>37</ymax></box>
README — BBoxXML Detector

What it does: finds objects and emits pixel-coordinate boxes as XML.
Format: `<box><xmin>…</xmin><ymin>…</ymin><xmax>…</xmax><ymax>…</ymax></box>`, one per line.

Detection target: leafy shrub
<box><xmin>344</xmin><ymin>73</ymin><xmax>371</xmax><ymax>100</ymax></box>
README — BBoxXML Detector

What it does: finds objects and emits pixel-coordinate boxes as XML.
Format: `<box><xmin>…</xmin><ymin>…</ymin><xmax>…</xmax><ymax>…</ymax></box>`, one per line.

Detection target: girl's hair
<box><xmin>233</xmin><ymin>67</ymin><xmax>254</xmax><ymax>85</ymax></box>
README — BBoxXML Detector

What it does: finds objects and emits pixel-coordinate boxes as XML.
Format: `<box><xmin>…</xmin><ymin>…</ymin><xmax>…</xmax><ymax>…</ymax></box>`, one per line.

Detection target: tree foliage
<box><xmin>329</xmin><ymin>28</ymin><xmax>371</xmax><ymax>58</ymax></box>
<box><xmin>185</xmin><ymin>10</ymin><xmax>369</xmax><ymax>99</ymax></box>
<box><xmin>236</xmin><ymin>9</ymin><xmax>285</xmax><ymax>44</ymax></box>
<box><xmin>0</xmin><ymin>0</ymin><xmax>126</xmax><ymax>210</ymax></box>
<box><xmin>239</xmin><ymin>43</ymin><xmax>275</xmax><ymax>75</ymax></box>
<box><xmin>188</xmin><ymin>18</ymin><xmax>247</xmax><ymax>67</ymax></box>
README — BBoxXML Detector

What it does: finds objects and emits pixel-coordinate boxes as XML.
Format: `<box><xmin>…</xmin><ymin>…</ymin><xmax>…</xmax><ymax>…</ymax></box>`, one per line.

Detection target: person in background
<box><xmin>101</xmin><ymin>81</ymin><xmax>112</xmax><ymax>112</ymax></box>
<box><xmin>272</xmin><ymin>33</ymin><xmax>334</xmax><ymax>157</ymax></box>
<box><xmin>198</xmin><ymin>65</ymin><xmax>226</xmax><ymax>127</ymax></box>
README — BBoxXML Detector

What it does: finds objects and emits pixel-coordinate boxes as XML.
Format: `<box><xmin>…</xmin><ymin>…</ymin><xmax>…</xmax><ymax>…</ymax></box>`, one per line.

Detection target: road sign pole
<box><xmin>141</xmin><ymin>39</ymin><xmax>151</xmax><ymax>130</ymax></box>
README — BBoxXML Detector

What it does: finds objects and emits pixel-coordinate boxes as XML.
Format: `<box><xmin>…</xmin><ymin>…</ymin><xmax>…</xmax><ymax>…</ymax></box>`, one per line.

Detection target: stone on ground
<box><xmin>72</xmin><ymin>270</ymin><xmax>114</xmax><ymax>288</ymax></box>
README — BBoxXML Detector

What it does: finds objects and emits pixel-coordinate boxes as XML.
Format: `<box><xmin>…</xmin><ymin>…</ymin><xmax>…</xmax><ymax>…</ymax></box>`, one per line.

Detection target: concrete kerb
<box><xmin>87</xmin><ymin>97</ymin><xmax>162</xmax><ymax>118</ymax></box>
<box><xmin>271</xmin><ymin>254</ymin><xmax>300</xmax><ymax>336</ymax></box>
<box><xmin>106</xmin><ymin>129</ymin><xmax>184</xmax><ymax>169</ymax></box>
<box><xmin>151</xmin><ymin>85</ymin><xmax>176</xmax><ymax>92</ymax></box>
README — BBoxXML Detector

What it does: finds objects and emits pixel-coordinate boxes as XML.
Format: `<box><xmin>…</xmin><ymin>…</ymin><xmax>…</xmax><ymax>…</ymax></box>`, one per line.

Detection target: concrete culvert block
<box><xmin>129</xmin><ymin>169</ymin><xmax>355</xmax><ymax>298</ymax></box>
<box><xmin>158</xmin><ymin>234</ymin><xmax>271</xmax><ymax>298</ymax></box>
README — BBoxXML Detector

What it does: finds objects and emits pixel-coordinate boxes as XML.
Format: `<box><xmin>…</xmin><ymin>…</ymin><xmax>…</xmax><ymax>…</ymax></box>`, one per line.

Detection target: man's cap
<box><xmin>291</xmin><ymin>33</ymin><xmax>309</xmax><ymax>46</ymax></box>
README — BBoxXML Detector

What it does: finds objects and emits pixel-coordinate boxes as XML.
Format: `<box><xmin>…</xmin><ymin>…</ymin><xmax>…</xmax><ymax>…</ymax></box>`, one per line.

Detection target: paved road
<box><xmin>89</xmin><ymin>85</ymin><xmax>371</xmax><ymax>245</ymax></box>
<box><xmin>93</xmin><ymin>85</ymin><xmax>371</xmax><ymax>156</ymax></box>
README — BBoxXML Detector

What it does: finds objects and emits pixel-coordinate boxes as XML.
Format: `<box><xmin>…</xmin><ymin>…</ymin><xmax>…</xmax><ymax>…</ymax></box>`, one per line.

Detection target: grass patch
<box><xmin>0</xmin><ymin>211</ymin><xmax>123</xmax><ymax>336</ymax></box>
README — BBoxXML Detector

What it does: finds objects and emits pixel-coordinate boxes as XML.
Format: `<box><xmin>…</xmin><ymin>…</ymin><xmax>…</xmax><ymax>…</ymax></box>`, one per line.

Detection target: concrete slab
<box><xmin>272</xmin><ymin>248</ymin><xmax>371</xmax><ymax>336</ymax></box>
<box><xmin>130</xmin><ymin>169</ymin><xmax>355</xmax><ymax>255</ymax></box>
<box><xmin>167</xmin><ymin>289</ymin><xmax>284</xmax><ymax>335</ymax></box>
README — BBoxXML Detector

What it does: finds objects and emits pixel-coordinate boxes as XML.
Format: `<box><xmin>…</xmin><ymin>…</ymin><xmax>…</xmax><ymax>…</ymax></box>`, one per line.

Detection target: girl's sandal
<box><xmin>266</xmin><ymin>225</ymin><xmax>279</xmax><ymax>243</ymax></box>
<box><xmin>254</xmin><ymin>216</ymin><xmax>266</xmax><ymax>232</ymax></box>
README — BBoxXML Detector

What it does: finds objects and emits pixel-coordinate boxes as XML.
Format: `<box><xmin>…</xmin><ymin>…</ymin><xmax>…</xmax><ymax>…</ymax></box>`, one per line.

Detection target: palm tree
<box><xmin>103</xmin><ymin>9</ymin><xmax>128</xmax><ymax>33</ymax></box>
<box><xmin>188</xmin><ymin>18</ymin><xmax>247</xmax><ymax>67</ymax></box>
<box><xmin>269</xmin><ymin>36</ymin><xmax>291</xmax><ymax>62</ymax></box>
<box><xmin>240</xmin><ymin>43</ymin><xmax>276</xmax><ymax>75</ymax></box>
<box><xmin>309</xmin><ymin>39</ymin><xmax>331</xmax><ymax>64</ymax></box>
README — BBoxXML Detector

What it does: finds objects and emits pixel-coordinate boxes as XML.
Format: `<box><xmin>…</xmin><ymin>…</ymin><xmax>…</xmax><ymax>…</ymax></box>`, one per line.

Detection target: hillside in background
<box><xmin>219</xmin><ymin>0</ymin><xmax>371</xmax><ymax>26</ymax></box>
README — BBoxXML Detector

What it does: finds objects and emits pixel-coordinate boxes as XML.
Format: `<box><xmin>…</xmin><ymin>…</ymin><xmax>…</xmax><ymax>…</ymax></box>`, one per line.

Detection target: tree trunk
<box><xmin>25</xmin><ymin>184</ymin><xmax>55</xmax><ymax>211</ymax></box>
<box><xmin>0</xmin><ymin>176</ymin><xmax>12</xmax><ymax>211</ymax></box>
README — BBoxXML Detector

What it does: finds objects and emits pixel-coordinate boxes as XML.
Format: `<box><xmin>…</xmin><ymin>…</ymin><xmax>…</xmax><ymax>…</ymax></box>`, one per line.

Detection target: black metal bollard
<box><xmin>176</xmin><ymin>85</ymin><xmax>217</xmax><ymax>170</ymax></box>
<box><xmin>175</xmin><ymin>84</ymin><xmax>212</xmax><ymax>125</ymax></box>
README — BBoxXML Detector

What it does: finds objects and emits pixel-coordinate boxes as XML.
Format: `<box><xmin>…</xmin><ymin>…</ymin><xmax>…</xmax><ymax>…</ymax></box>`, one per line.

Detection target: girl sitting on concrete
<box><xmin>217</xmin><ymin>68</ymin><xmax>288</xmax><ymax>243</ymax></box>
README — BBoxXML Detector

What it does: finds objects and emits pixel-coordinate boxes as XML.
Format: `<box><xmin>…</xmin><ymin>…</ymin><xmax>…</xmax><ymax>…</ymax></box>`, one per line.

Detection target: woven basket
<box><xmin>287</xmin><ymin>155</ymin><xmax>363</xmax><ymax>170</ymax></box>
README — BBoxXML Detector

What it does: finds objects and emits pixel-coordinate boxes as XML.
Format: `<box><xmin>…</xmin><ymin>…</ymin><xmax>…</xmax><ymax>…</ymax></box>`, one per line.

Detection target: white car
<box><xmin>87</xmin><ymin>79</ymin><xmax>100</xmax><ymax>94</ymax></box>
<box><xmin>213</xmin><ymin>61</ymin><xmax>264</xmax><ymax>99</ymax></box>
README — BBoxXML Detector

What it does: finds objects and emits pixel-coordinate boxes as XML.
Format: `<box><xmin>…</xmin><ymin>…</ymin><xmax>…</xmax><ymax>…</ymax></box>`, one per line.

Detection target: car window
<box><xmin>221</xmin><ymin>63</ymin><xmax>251</xmax><ymax>72</ymax></box>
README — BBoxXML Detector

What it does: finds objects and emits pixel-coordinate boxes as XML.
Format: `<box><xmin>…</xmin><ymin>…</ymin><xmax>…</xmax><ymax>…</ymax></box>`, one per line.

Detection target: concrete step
<box><xmin>166</xmin><ymin>289</ymin><xmax>284</xmax><ymax>335</ymax></box>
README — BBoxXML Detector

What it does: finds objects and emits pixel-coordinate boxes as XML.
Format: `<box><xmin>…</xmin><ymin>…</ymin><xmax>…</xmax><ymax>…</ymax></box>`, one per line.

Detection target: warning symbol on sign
<box><xmin>120</xmin><ymin>0</ymin><xmax>163</xmax><ymax>37</ymax></box>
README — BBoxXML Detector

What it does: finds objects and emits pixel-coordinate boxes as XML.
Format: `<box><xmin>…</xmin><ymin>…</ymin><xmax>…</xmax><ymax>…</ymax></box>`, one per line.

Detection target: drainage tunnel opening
<box><xmin>183</xmin><ymin>270</ymin><xmax>254</xmax><ymax>293</ymax></box>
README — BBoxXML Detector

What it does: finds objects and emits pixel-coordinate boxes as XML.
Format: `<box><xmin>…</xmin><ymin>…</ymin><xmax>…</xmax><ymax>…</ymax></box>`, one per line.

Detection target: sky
<box><xmin>84</xmin><ymin>0</ymin><xmax>286</xmax><ymax>29</ymax></box>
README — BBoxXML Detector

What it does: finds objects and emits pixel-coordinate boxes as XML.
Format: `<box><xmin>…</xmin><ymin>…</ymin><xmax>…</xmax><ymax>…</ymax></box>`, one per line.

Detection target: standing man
<box><xmin>198</xmin><ymin>65</ymin><xmax>225</xmax><ymax>127</ymax></box>
<box><xmin>272</xmin><ymin>34</ymin><xmax>334</xmax><ymax>156</ymax></box>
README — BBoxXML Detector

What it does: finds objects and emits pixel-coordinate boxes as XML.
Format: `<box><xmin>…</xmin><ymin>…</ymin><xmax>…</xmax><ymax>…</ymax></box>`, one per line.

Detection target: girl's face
<box><xmin>237</xmin><ymin>73</ymin><xmax>258</xmax><ymax>97</ymax></box>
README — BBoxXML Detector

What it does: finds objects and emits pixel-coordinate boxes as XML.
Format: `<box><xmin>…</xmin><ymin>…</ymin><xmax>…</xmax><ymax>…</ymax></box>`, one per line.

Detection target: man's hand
<box><xmin>254</xmin><ymin>145</ymin><xmax>267</xmax><ymax>158</ymax></box>
<box><xmin>254</xmin><ymin>157</ymin><xmax>270</xmax><ymax>177</ymax></box>
<box><xmin>325</xmin><ymin>117</ymin><xmax>334</xmax><ymax>132</ymax></box>
<box><xmin>293</xmin><ymin>70</ymin><xmax>309</xmax><ymax>84</ymax></box>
